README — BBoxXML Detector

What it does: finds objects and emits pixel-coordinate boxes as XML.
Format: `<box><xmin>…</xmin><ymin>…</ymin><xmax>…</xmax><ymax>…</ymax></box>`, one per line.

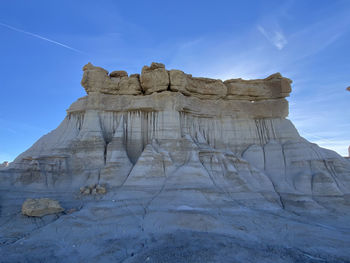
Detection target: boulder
<box><xmin>22</xmin><ymin>198</ymin><xmax>64</xmax><ymax>217</ymax></box>
<box><xmin>96</xmin><ymin>185</ymin><xmax>107</xmax><ymax>194</ymax></box>
<box><xmin>81</xmin><ymin>63</ymin><xmax>142</xmax><ymax>95</ymax></box>
<box><xmin>110</xmin><ymin>70</ymin><xmax>128</xmax><ymax>78</ymax></box>
<box><xmin>80</xmin><ymin>184</ymin><xmax>107</xmax><ymax>195</ymax></box>
<box><xmin>109</xmin><ymin>73</ymin><xmax>142</xmax><ymax>95</ymax></box>
<box><xmin>118</xmin><ymin>74</ymin><xmax>142</xmax><ymax>95</ymax></box>
<box><xmin>140</xmin><ymin>62</ymin><xmax>169</xmax><ymax>94</ymax></box>
<box><xmin>81</xmin><ymin>62</ymin><xmax>109</xmax><ymax>94</ymax></box>
<box><xmin>169</xmin><ymin>70</ymin><xmax>190</xmax><ymax>95</ymax></box>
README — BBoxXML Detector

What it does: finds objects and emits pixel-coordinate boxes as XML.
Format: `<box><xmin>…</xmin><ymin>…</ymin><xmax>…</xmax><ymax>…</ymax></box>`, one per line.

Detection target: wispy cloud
<box><xmin>257</xmin><ymin>25</ymin><xmax>287</xmax><ymax>50</ymax></box>
<box><xmin>0</xmin><ymin>21</ymin><xmax>84</xmax><ymax>54</ymax></box>
<box><xmin>286</xmin><ymin>21</ymin><xmax>349</xmax><ymax>62</ymax></box>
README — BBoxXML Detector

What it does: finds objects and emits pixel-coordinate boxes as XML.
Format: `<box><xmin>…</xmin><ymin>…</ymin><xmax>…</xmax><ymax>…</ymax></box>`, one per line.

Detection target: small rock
<box><xmin>80</xmin><ymin>184</ymin><xmax>107</xmax><ymax>195</ymax></box>
<box><xmin>110</xmin><ymin>70</ymin><xmax>128</xmax><ymax>78</ymax></box>
<box><xmin>96</xmin><ymin>185</ymin><xmax>107</xmax><ymax>195</ymax></box>
<box><xmin>22</xmin><ymin>198</ymin><xmax>64</xmax><ymax>217</ymax></box>
<box><xmin>82</xmin><ymin>188</ymin><xmax>91</xmax><ymax>195</ymax></box>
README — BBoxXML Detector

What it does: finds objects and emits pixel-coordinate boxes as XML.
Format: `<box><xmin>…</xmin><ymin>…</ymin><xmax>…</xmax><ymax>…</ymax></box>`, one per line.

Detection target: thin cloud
<box><xmin>0</xmin><ymin>21</ymin><xmax>84</xmax><ymax>54</ymax></box>
<box><xmin>257</xmin><ymin>25</ymin><xmax>287</xmax><ymax>50</ymax></box>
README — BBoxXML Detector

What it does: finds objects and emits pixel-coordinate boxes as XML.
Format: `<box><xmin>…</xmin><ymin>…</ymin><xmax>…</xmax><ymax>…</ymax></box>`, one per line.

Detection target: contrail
<box><xmin>0</xmin><ymin>21</ymin><xmax>84</xmax><ymax>54</ymax></box>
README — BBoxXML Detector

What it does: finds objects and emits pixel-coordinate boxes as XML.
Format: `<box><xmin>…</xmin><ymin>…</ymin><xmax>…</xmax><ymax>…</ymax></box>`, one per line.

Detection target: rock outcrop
<box><xmin>140</xmin><ymin>62</ymin><xmax>169</xmax><ymax>94</ymax></box>
<box><xmin>81</xmin><ymin>62</ymin><xmax>292</xmax><ymax>100</ymax></box>
<box><xmin>169</xmin><ymin>69</ymin><xmax>227</xmax><ymax>99</ymax></box>
<box><xmin>1</xmin><ymin>62</ymin><xmax>350</xmax><ymax>262</ymax></box>
<box><xmin>81</xmin><ymin>62</ymin><xmax>142</xmax><ymax>95</ymax></box>
<box><xmin>224</xmin><ymin>73</ymin><xmax>292</xmax><ymax>100</ymax></box>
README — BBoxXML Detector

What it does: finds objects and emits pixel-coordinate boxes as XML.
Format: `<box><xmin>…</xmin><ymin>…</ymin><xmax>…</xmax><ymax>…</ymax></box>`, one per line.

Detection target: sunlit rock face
<box><xmin>1</xmin><ymin>63</ymin><xmax>350</xmax><ymax>262</ymax></box>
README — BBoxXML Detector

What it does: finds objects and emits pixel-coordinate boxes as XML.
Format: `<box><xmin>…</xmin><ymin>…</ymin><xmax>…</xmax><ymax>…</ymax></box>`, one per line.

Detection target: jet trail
<box><xmin>0</xmin><ymin>21</ymin><xmax>84</xmax><ymax>54</ymax></box>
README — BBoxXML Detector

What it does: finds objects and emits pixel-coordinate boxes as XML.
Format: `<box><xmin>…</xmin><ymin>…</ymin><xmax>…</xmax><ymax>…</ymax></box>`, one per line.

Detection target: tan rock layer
<box><xmin>81</xmin><ymin>62</ymin><xmax>292</xmax><ymax>100</ymax></box>
<box><xmin>67</xmin><ymin>92</ymin><xmax>289</xmax><ymax>119</ymax></box>
<box><xmin>224</xmin><ymin>73</ymin><xmax>292</xmax><ymax>100</ymax></box>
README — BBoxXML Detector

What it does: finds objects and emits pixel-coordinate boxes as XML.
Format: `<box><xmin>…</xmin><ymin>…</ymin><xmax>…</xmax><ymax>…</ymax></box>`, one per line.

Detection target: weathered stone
<box><xmin>140</xmin><ymin>62</ymin><xmax>169</xmax><ymax>94</ymax></box>
<box><xmin>224</xmin><ymin>73</ymin><xmax>292</xmax><ymax>100</ymax></box>
<box><xmin>81</xmin><ymin>63</ymin><xmax>141</xmax><ymax>95</ymax></box>
<box><xmin>169</xmin><ymin>69</ymin><xmax>190</xmax><ymax>95</ymax></box>
<box><xmin>186</xmin><ymin>77</ymin><xmax>227</xmax><ymax>99</ymax></box>
<box><xmin>80</xmin><ymin>63</ymin><xmax>291</xmax><ymax>100</ymax></box>
<box><xmin>169</xmin><ymin>70</ymin><xmax>227</xmax><ymax>99</ymax></box>
<box><xmin>118</xmin><ymin>74</ymin><xmax>142</xmax><ymax>95</ymax></box>
<box><xmin>81</xmin><ymin>62</ymin><xmax>109</xmax><ymax>94</ymax></box>
<box><xmin>96</xmin><ymin>185</ymin><xmax>107</xmax><ymax>194</ymax></box>
<box><xmin>22</xmin><ymin>198</ymin><xmax>64</xmax><ymax>217</ymax></box>
<box><xmin>110</xmin><ymin>70</ymin><xmax>128</xmax><ymax>78</ymax></box>
<box><xmin>108</xmin><ymin>74</ymin><xmax>142</xmax><ymax>95</ymax></box>
<box><xmin>80</xmin><ymin>184</ymin><xmax>107</xmax><ymax>195</ymax></box>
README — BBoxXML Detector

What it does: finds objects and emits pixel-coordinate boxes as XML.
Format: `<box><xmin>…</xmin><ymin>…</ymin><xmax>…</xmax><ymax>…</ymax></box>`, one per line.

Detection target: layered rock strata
<box><xmin>1</xmin><ymin>62</ymin><xmax>349</xmax><ymax>203</ymax></box>
<box><xmin>1</xmin><ymin>63</ymin><xmax>350</xmax><ymax>262</ymax></box>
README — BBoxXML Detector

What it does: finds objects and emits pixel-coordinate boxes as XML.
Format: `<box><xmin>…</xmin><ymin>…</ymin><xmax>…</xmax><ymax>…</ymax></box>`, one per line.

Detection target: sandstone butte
<box><xmin>0</xmin><ymin>62</ymin><xmax>350</xmax><ymax>262</ymax></box>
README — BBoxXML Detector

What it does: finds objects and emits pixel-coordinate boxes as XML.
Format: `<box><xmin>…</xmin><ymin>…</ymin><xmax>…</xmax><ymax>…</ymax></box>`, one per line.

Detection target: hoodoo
<box><xmin>1</xmin><ymin>63</ymin><xmax>350</xmax><ymax>262</ymax></box>
<box><xmin>2</xmin><ymin>62</ymin><xmax>349</xmax><ymax>198</ymax></box>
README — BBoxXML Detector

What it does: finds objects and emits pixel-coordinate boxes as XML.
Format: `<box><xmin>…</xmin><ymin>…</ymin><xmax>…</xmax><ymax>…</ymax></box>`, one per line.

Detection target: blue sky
<box><xmin>0</xmin><ymin>0</ymin><xmax>349</xmax><ymax>162</ymax></box>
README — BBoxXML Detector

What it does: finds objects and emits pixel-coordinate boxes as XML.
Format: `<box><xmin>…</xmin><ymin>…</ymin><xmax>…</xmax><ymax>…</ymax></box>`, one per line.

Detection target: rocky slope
<box><xmin>0</xmin><ymin>63</ymin><xmax>349</xmax><ymax>262</ymax></box>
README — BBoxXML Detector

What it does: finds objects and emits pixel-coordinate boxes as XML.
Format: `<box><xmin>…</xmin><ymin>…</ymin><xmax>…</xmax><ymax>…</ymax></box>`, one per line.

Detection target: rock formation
<box><xmin>22</xmin><ymin>198</ymin><xmax>64</xmax><ymax>217</ymax></box>
<box><xmin>1</xmin><ymin>63</ymin><xmax>350</xmax><ymax>262</ymax></box>
<box><xmin>2</xmin><ymin>62</ymin><xmax>348</xmax><ymax>198</ymax></box>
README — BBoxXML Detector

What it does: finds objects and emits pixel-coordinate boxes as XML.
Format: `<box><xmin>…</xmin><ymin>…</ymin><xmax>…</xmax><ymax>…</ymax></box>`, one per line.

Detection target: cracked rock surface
<box><xmin>0</xmin><ymin>63</ymin><xmax>350</xmax><ymax>262</ymax></box>
<box><xmin>21</xmin><ymin>198</ymin><xmax>64</xmax><ymax>217</ymax></box>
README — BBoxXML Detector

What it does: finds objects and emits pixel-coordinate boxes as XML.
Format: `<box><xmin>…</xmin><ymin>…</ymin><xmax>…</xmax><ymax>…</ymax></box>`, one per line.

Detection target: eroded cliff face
<box><xmin>1</xmin><ymin>62</ymin><xmax>350</xmax><ymax>204</ymax></box>
<box><xmin>1</xmin><ymin>63</ymin><xmax>350</xmax><ymax>262</ymax></box>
